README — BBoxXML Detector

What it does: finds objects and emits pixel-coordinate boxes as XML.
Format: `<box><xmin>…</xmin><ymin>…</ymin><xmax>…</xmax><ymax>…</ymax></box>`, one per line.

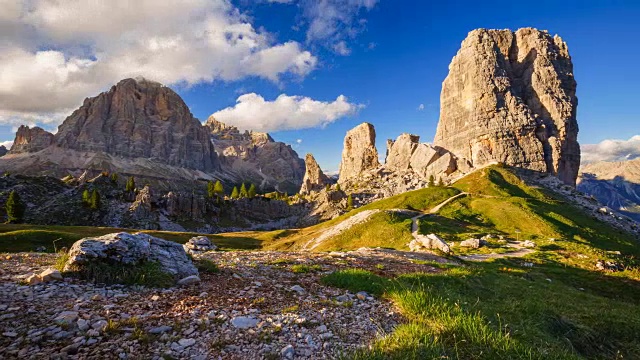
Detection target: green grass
<box><xmin>64</xmin><ymin>261</ymin><xmax>175</xmax><ymax>287</ymax></box>
<box><xmin>290</xmin><ymin>264</ymin><xmax>322</xmax><ymax>273</ymax></box>
<box><xmin>326</xmin><ymin>261</ymin><xmax>640</xmax><ymax>359</ymax></box>
<box><xmin>0</xmin><ymin>224</ymin><xmax>262</xmax><ymax>253</ymax></box>
<box><xmin>195</xmin><ymin>259</ymin><xmax>220</xmax><ymax>274</ymax></box>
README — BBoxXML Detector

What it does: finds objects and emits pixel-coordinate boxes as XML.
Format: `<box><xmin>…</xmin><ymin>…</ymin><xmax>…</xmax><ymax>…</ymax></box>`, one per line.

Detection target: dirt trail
<box><xmin>303</xmin><ymin>210</ymin><xmax>381</xmax><ymax>251</ymax></box>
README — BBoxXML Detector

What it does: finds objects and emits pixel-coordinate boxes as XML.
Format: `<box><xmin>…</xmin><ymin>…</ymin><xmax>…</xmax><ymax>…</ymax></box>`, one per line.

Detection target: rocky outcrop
<box><xmin>206</xmin><ymin>117</ymin><xmax>304</xmax><ymax>193</ymax></box>
<box><xmin>0</xmin><ymin>146</ymin><xmax>7</xmax><ymax>157</ymax></box>
<box><xmin>300</xmin><ymin>154</ymin><xmax>329</xmax><ymax>194</ymax></box>
<box><xmin>124</xmin><ymin>185</ymin><xmax>159</xmax><ymax>230</ymax></box>
<box><xmin>163</xmin><ymin>191</ymin><xmax>207</xmax><ymax>221</ymax></box>
<box><xmin>183</xmin><ymin>236</ymin><xmax>217</xmax><ymax>255</ymax></box>
<box><xmin>434</xmin><ymin>28</ymin><xmax>580</xmax><ymax>186</ymax></box>
<box><xmin>64</xmin><ymin>232</ymin><xmax>199</xmax><ymax>280</ymax></box>
<box><xmin>385</xmin><ymin>134</ymin><xmax>419</xmax><ymax>171</ymax></box>
<box><xmin>8</xmin><ymin>126</ymin><xmax>54</xmax><ymax>154</ymax></box>
<box><xmin>338</xmin><ymin>123</ymin><xmax>380</xmax><ymax>184</ymax></box>
<box><xmin>55</xmin><ymin>78</ymin><xmax>220</xmax><ymax>172</ymax></box>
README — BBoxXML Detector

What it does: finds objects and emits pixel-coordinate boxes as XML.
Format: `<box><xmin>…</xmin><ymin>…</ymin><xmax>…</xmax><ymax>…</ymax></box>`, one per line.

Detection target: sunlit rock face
<box><xmin>434</xmin><ymin>28</ymin><xmax>580</xmax><ymax>185</ymax></box>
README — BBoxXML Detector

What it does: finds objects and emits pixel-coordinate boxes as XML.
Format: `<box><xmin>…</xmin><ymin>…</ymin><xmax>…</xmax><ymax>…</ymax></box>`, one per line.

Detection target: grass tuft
<box><xmin>65</xmin><ymin>261</ymin><xmax>174</xmax><ymax>287</ymax></box>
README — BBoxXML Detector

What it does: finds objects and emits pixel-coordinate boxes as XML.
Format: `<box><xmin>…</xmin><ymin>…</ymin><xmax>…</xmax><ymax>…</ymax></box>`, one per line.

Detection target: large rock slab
<box><xmin>433</xmin><ymin>28</ymin><xmax>580</xmax><ymax>186</ymax></box>
<box><xmin>64</xmin><ymin>232</ymin><xmax>198</xmax><ymax>279</ymax></box>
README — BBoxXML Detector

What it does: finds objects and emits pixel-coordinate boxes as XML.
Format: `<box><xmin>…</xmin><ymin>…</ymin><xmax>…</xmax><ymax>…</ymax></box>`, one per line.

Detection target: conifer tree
<box><xmin>214</xmin><ymin>180</ymin><xmax>224</xmax><ymax>198</ymax></box>
<box><xmin>248</xmin><ymin>183</ymin><xmax>257</xmax><ymax>198</ymax></box>
<box><xmin>125</xmin><ymin>176</ymin><xmax>136</xmax><ymax>192</ymax></box>
<box><xmin>110</xmin><ymin>173</ymin><xmax>118</xmax><ymax>184</ymax></box>
<box><xmin>437</xmin><ymin>177</ymin><xmax>444</xmax><ymax>187</ymax></box>
<box><xmin>90</xmin><ymin>190</ymin><xmax>101</xmax><ymax>210</ymax></box>
<box><xmin>347</xmin><ymin>194</ymin><xmax>353</xmax><ymax>209</ymax></box>
<box><xmin>428</xmin><ymin>175</ymin><xmax>435</xmax><ymax>187</ymax></box>
<box><xmin>5</xmin><ymin>190</ymin><xmax>25</xmax><ymax>223</ymax></box>
<box><xmin>82</xmin><ymin>189</ymin><xmax>91</xmax><ymax>205</ymax></box>
<box><xmin>240</xmin><ymin>183</ymin><xmax>248</xmax><ymax>198</ymax></box>
<box><xmin>231</xmin><ymin>186</ymin><xmax>239</xmax><ymax>199</ymax></box>
<box><xmin>325</xmin><ymin>184</ymin><xmax>331</xmax><ymax>192</ymax></box>
<box><xmin>207</xmin><ymin>181</ymin><xmax>215</xmax><ymax>198</ymax></box>
<box><xmin>336</xmin><ymin>184</ymin><xmax>341</xmax><ymax>192</ymax></box>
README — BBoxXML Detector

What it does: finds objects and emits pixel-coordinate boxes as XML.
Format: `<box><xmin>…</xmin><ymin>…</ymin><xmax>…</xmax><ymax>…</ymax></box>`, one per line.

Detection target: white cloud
<box><xmin>332</xmin><ymin>41</ymin><xmax>351</xmax><ymax>56</ymax></box>
<box><xmin>301</xmin><ymin>0</ymin><xmax>378</xmax><ymax>53</ymax></box>
<box><xmin>296</xmin><ymin>139</ymin><xmax>303</xmax><ymax>144</ymax></box>
<box><xmin>0</xmin><ymin>140</ymin><xmax>13</xmax><ymax>150</ymax></box>
<box><xmin>211</xmin><ymin>93</ymin><xmax>363</xmax><ymax>132</ymax></box>
<box><xmin>581</xmin><ymin>135</ymin><xmax>640</xmax><ymax>164</ymax></box>
<box><xmin>417</xmin><ymin>104</ymin><xmax>425</xmax><ymax>111</ymax></box>
<box><xmin>0</xmin><ymin>0</ymin><xmax>317</xmax><ymax>125</ymax></box>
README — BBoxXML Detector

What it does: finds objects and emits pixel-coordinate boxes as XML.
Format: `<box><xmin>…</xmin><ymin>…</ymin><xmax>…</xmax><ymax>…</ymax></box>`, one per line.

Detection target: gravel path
<box><xmin>303</xmin><ymin>210</ymin><xmax>380</xmax><ymax>251</ymax></box>
<box><xmin>0</xmin><ymin>249</ymin><xmax>450</xmax><ymax>359</ymax></box>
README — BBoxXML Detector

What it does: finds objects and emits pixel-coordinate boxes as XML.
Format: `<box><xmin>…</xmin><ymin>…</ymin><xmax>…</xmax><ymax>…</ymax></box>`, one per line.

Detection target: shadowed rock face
<box><xmin>55</xmin><ymin>78</ymin><xmax>220</xmax><ymax>172</ymax></box>
<box><xmin>300</xmin><ymin>153</ymin><xmax>329</xmax><ymax>194</ymax></box>
<box><xmin>338</xmin><ymin>122</ymin><xmax>380</xmax><ymax>184</ymax></box>
<box><xmin>9</xmin><ymin>125</ymin><xmax>54</xmax><ymax>154</ymax></box>
<box><xmin>0</xmin><ymin>146</ymin><xmax>6</xmax><ymax>157</ymax></box>
<box><xmin>434</xmin><ymin>28</ymin><xmax>580</xmax><ymax>186</ymax></box>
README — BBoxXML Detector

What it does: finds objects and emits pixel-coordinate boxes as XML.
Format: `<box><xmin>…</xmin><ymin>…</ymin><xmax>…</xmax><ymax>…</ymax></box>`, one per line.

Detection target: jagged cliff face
<box><xmin>434</xmin><ymin>28</ymin><xmax>580</xmax><ymax>185</ymax></box>
<box><xmin>300</xmin><ymin>153</ymin><xmax>329</xmax><ymax>194</ymax></box>
<box><xmin>205</xmin><ymin>117</ymin><xmax>304</xmax><ymax>193</ymax></box>
<box><xmin>9</xmin><ymin>126</ymin><xmax>54</xmax><ymax>154</ymax></box>
<box><xmin>55</xmin><ymin>78</ymin><xmax>220</xmax><ymax>172</ymax></box>
<box><xmin>338</xmin><ymin>123</ymin><xmax>380</xmax><ymax>184</ymax></box>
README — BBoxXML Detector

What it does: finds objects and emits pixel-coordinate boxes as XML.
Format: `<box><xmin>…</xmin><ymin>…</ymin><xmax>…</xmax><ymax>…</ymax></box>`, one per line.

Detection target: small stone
<box><xmin>522</xmin><ymin>240</ymin><xmax>536</xmax><ymax>248</ymax></box>
<box><xmin>61</xmin><ymin>344</ymin><xmax>79</xmax><ymax>355</ymax></box>
<box><xmin>39</xmin><ymin>268</ymin><xmax>63</xmax><ymax>282</ymax></box>
<box><xmin>91</xmin><ymin>320</ymin><xmax>108</xmax><ymax>331</ymax></box>
<box><xmin>178</xmin><ymin>338</ymin><xmax>196</xmax><ymax>348</ymax></box>
<box><xmin>290</xmin><ymin>285</ymin><xmax>305</xmax><ymax>294</ymax></box>
<box><xmin>177</xmin><ymin>275</ymin><xmax>201</xmax><ymax>286</ymax></box>
<box><xmin>26</xmin><ymin>274</ymin><xmax>42</xmax><ymax>285</ymax></box>
<box><xmin>336</xmin><ymin>295</ymin><xmax>350</xmax><ymax>302</ymax></box>
<box><xmin>3</xmin><ymin>332</ymin><xmax>18</xmax><ymax>337</ymax></box>
<box><xmin>151</xmin><ymin>295</ymin><xmax>160</xmax><ymax>301</ymax></box>
<box><xmin>54</xmin><ymin>311</ymin><xmax>79</xmax><ymax>326</ymax></box>
<box><xmin>149</xmin><ymin>326</ymin><xmax>172</xmax><ymax>334</ymax></box>
<box><xmin>281</xmin><ymin>345</ymin><xmax>295</xmax><ymax>359</ymax></box>
<box><xmin>230</xmin><ymin>316</ymin><xmax>259</xmax><ymax>329</ymax></box>
<box><xmin>91</xmin><ymin>294</ymin><xmax>103</xmax><ymax>301</ymax></box>
<box><xmin>77</xmin><ymin>319</ymin><xmax>90</xmax><ymax>331</ymax></box>
<box><xmin>356</xmin><ymin>291</ymin><xmax>369</xmax><ymax>301</ymax></box>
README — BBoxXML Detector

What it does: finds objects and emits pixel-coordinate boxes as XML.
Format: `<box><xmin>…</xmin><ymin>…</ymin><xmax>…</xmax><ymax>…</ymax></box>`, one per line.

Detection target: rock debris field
<box><xmin>0</xmin><ymin>249</ymin><xmax>451</xmax><ymax>359</ymax></box>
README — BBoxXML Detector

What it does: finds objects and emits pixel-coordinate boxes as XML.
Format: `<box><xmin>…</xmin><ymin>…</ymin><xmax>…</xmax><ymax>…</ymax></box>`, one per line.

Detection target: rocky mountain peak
<box><xmin>206</xmin><ymin>116</ymin><xmax>274</xmax><ymax>145</ymax></box>
<box><xmin>338</xmin><ymin>122</ymin><xmax>380</xmax><ymax>184</ymax></box>
<box><xmin>300</xmin><ymin>153</ymin><xmax>330</xmax><ymax>194</ymax></box>
<box><xmin>8</xmin><ymin>125</ymin><xmax>54</xmax><ymax>154</ymax></box>
<box><xmin>433</xmin><ymin>27</ymin><xmax>580</xmax><ymax>186</ymax></box>
<box><xmin>54</xmin><ymin>78</ymin><xmax>219</xmax><ymax>171</ymax></box>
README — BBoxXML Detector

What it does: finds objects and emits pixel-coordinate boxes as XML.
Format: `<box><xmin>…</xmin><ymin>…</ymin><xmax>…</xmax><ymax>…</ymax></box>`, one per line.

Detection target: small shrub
<box><xmin>54</xmin><ymin>251</ymin><xmax>70</xmax><ymax>272</ymax></box>
<box><xmin>291</xmin><ymin>264</ymin><xmax>322</xmax><ymax>273</ymax></box>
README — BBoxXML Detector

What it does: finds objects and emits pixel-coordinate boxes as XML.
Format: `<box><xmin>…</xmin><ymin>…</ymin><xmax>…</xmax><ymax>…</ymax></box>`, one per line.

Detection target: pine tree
<box><xmin>90</xmin><ymin>190</ymin><xmax>101</xmax><ymax>210</ymax></box>
<box><xmin>248</xmin><ymin>183</ymin><xmax>257</xmax><ymax>198</ymax></box>
<box><xmin>240</xmin><ymin>183</ymin><xmax>248</xmax><ymax>198</ymax></box>
<box><xmin>347</xmin><ymin>194</ymin><xmax>353</xmax><ymax>209</ymax></box>
<box><xmin>231</xmin><ymin>186</ymin><xmax>239</xmax><ymax>199</ymax></box>
<box><xmin>428</xmin><ymin>175</ymin><xmax>435</xmax><ymax>187</ymax></box>
<box><xmin>125</xmin><ymin>176</ymin><xmax>136</xmax><ymax>192</ymax></box>
<box><xmin>110</xmin><ymin>173</ymin><xmax>118</xmax><ymax>184</ymax></box>
<box><xmin>336</xmin><ymin>184</ymin><xmax>341</xmax><ymax>192</ymax></box>
<box><xmin>207</xmin><ymin>181</ymin><xmax>215</xmax><ymax>198</ymax></box>
<box><xmin>437</xmin><ymin>177</ymin><xmax>444</xmax><ymax>187</ymax></box>
<box><xmin>325</xmin><ymin>184</ymin><xmax>331</xmax><ymax>192</ymax></box>
<box><xmin>5</xmin><ymin>190</ymin><xmax>25</xmax><ymax>223</ymax></box>
<box><xmin>82</xmin><ymin>189</ymin><xmax>91</xmax><ymax>206</ymax></box>
<box><xmin>214</xmin><ymin>180</ymin><xmax>224</xmax><ymax>198</ymax></box>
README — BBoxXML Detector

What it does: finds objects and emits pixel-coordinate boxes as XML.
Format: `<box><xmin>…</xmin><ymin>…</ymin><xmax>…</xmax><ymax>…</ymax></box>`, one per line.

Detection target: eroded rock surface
<box><xmin>64</xmin><ymin>232</ymin><xmax>198</xmax><ymax>279</ymax></box>
<box><xmin>300</xmin><ymin>154</ymin><xmax>329</xmax><ymax>194</ymax></box>
<box><xmin>338</xmin><ymin>123</ymin><xmax>380</xmax><ymax>184</ymax></box>
<box><xmin>8</xmin><ymin>126</ymin><xmax>54</xmax><ymax>154</ymax></box>
<box><xmin>434</xmin><ymin>28</ymin><xmax>580</xmax><ymax>185</ymax></box>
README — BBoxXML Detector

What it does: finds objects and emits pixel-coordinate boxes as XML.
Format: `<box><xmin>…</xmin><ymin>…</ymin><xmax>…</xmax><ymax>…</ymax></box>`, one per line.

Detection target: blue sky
<box><xmin>1</xmin><ymin>0</ymin><xmax>639</xmax><ymax>171</ymax></box>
